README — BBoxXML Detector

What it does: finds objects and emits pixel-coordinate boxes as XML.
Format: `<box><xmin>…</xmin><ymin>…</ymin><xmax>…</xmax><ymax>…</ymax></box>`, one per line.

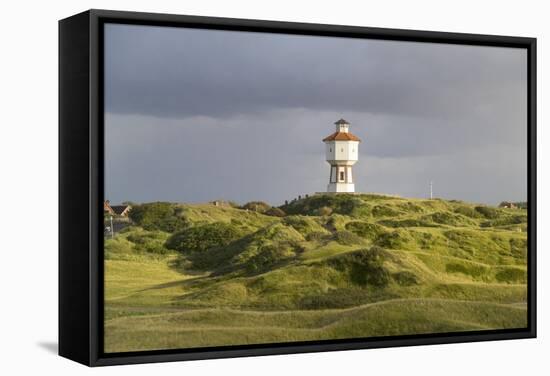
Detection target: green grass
<box><xmin>104</xmin><ymin>195</ymin><xmax>528</xmax><ymax>353</ymax></box>
<box><xmin>104</xmin><ymin>299</ymin><xmax>526</xmax><ymax>352</ymax></box>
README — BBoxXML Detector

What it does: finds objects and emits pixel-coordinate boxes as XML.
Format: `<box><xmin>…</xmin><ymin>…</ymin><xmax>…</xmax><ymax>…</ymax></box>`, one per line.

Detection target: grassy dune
<box><xmin>104</xmin><ymin>194</ymin><xmax>528</xmax><ymax>353</ymax></box>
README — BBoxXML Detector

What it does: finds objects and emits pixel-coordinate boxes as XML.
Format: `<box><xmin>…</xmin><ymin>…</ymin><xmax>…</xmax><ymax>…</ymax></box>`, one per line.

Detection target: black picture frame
<box><xmin>59</xmin><ymin>9</ymin><xmax>537</xmax><ymax>367</ymax></box>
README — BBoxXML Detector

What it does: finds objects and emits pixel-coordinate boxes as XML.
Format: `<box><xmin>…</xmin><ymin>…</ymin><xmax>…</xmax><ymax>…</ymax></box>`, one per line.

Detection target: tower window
<box><xmin>341</xmin><ymin>148</ymin><xmax>344</xmax><ymax>152</ymax></box>
<box><xmin>340</xmin><ymin>171</ymin><xmax>345</xmax><ymax>181</ymax></box>
<box><xmin>329</xmin><ymin>148</ymin><xmax>332</xmax><ymax>152</ymax></box>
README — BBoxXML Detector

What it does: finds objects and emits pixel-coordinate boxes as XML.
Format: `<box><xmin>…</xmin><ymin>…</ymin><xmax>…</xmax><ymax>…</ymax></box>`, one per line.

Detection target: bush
<box><xmin>298</xmin><ymin>287</ymin><xmax>397</xmax><ymax>309</ymax></box>
<box><xmin>372</xmin><ymin>205</ymin><xmax>401</xmax><ymax>218</ymax></box>
<box><xmin>375</xmin><ymin>230</ymin><xmax>413</xmax><ymax>249</ymax></box>
<box><xmin>421</xmin><ymin>211</ymin><xmax>475</xmax><ymax>226</ymax></box>
<box><xmin>129</xmin><ymin>202</ymin><xmax>188</xmax><ymax>233</ymax></box>
<box><xmin>475</xmin><ymin>206</ymin><xmax>500</xmax><ymax>219</ymax></box>
<box><xmin>326</xmin><ymin>246</ymin><xmax>390</xmax><ymax>287</ymax></box>
<box><xmin>127</xmin><ymin>231</ymin><xmax>170</xmax><ymax>254</ymax></box>
<box><xmin>345</xmin><ymin>221</ymin><xmax>386</xmax><ymax>239</ymax></box>
<box><xmin>315</xmin><ymin>206</ymin><xmax>333</xmax><ymax>216</ymax></box>
<box><xmin>166</xmin><ymin>222</ymin><xmax>241</xmax><ymax>253</ymax></box>
<box><xmin>454</xmin><ymin>206</ymin><xmax>483</xmax><ymax>218</ymax></box>
<box><xmin>396</xmin><ymin>202</ymin><xmax>425</xmax><ymax>213</ymax></box>
<box><xmin>481</xmin><ymin>215</ymin><xmax>527</xmax><ymax>228</ymax></box>
<box><xmin>377</xmin><ymin>218</ymin><xmax>435</xmax><ymax>228</ymax></box>
<box><xmin>281</xmin><ymin>194</ymin><xmax>366</xmax><ymax>216</ymax></box>
<box><xmin>245</xmin><ymin>244</ymin><xmax>295</xmax><ymax>274</ymax></box>
<box><xmin>509</xmin><ymin>238</ymin><xmax>527</xmax><ymax>259</ymax></box>
<box><xmin>265</xmin><ymin>207</ymin><xmax>286</xmax><ymax>217</ymax></box>
<box><xmin>392</xmin><ymin>271</ymin><xmax>418</xmax><ymax>286</ymax></box>
<box><xmin>241</xmin><ymin>201</ymin><xmax>271</xmax><ymax>213</ymax></box>
<box><xmin>283</xmin><ymin>216</ymin><xmax>325</xmax><ymax>236</ymax></box>
<box><xmin>445</xmin><ymin>262</ymin><xmax>489</xmax><ymax>279</ymax></box>
<box><xmin>410</xmin><ymin>231</ymin><xmax>437</xmax><ymax>250</ymax></box>
<box><xmin>332</xmin><ymin>230</ymin><xmax>363</xmax><ymax>245</ymax></box>
<box><xmin>495</xmin><ymin>267</ymin><xmax>527</xmax><ymax>283</ymax></box>
<box><xmin>305</xmin><ymin>231</ymin><xmax>331</xmax><ymax>242</ymax></box>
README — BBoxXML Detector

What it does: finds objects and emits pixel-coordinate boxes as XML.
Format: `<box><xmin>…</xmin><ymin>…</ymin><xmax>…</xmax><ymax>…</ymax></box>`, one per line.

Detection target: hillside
<box><xmin>104</xmin><ymin>194</ymin><xmax>528</xmax><ymax>353</ymax></box>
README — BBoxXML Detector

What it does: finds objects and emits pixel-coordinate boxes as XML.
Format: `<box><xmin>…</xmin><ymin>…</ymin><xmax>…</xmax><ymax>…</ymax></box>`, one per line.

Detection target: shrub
<box><xmin>396</xmin><ymin>202</ymin><xmax>425</xmax><ymax>213</ymax></box>
<box><xmin>305</xmin><ymin>231</ymin><xmax>331</xmax><ymax>242</ymax></box>
<box><xmin>166</xmin><ymin>222</ymin><xmax>241</xmax><ymax>253</ymax></box>
<box><xmin>375</xmin><ymin>230</ymin><xmax>413</xmax><ymax>249</ymax></box>
<box><xmin>454</xmin><ymin>206</ymin><xmax>483</xmax><ymax>218</ymax></box>
<box><xmin>326</xmin><ymin>246</ymin><xmax>390</xmax><ymax>287</ymax></box>
<box><xmin>474</xmin><ymin>206</ymin><xmax>500</xmax><ymax>219</ymax></box>
<box><xmin>315</xmin><ymin>206</ymin><xmax>333</xmax><ymax>216</ymax></box>
<box><xmin>481</xmin><ymin>215</ymin><xmax>527</xmax><ymax>228</ymax></box>
<box><xmin>129</xmin><ymin>202</ymin><xmax>188</xmax><ymax>232</ymax></box>
<box><xmin>281</xmin><ymin>194</ymin><xmax>366</xmax><ymax>216</ymax></box>
<box><xmin>421</xmin><ymin>211</ymin><xmax>475</xmax><ymax>226</ymax></box>
<box><xmin>127</xmin><ymin>231</ymin><xmax>170</xmax><ymax>254</ymax></box>
<box><xmin>283</xmin><ymin>216</ymin><xmax>318</xmax><ymax>235</ymax></box>
<box><xmin>372</xmin><ymin>205</ymin><xmax>401</xmax><ymax>218</ymax></box>
<box><xmin>245</xmin><ymin>244</ymin><xmax>295</xmax><ymax>274</ymax></box>
<box><xmin>377</xmin><ymin>218</ymin><xmax>435</xmax><ymax>228</ymax></box>
<box><xmin>345</xmin><ymin>221</ymin><xmax>386</xmax><ymax>239</ymax></box>
<box><xmin>241</xmin><ymin>201</ymin><xmax>271</xmax><ymax>213</ymax></box>
<box><xmin>509</xmin><ymin>238</ymin><xmax>527</xmax><ymax>259</ymax></box>
<box><xmin>495</xmin><ymin>267</ymin><xmax>527</xmax><ymax>283</ymax></box>
<box><xmin>392</xmin><ymin>271</ymin><xmax>418</xmax><ymax>286</ymax></box>
<box><xmin>445</xmin><ymin>262</ymin><xmax>489</xmax><ymax>279</ymax></box>
<box><xmin>298</xmin><ymin>287</ymin><xmax>397</xmax><ymax>309</ymax></box>
<box><xmin>332</xmin><ymin>230</ymin><xmax>363</xmax><ymax>245</ymax></box>
<box><xmin>410</xmin><ymin>231</ymin><xmax>437</xmax><ymax>250</ymax></box>
<box><xmin>264</xmin><ymin>207</ymin><xmax>286</xmax><ymax>217</ymax></box>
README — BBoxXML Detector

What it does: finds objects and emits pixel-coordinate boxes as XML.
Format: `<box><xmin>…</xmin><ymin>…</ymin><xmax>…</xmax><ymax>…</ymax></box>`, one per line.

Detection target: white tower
<box><xmin>323</xmin><ymin>118</ymin><xmax>361</xmax><ymax>193</ymax></box>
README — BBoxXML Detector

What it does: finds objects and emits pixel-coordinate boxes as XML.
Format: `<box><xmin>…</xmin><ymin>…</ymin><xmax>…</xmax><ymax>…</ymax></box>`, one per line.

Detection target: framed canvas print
<box><xmin>59</xmin><ymin>9</ymin><xmax>536</xmax><ymax>366</ymax></box>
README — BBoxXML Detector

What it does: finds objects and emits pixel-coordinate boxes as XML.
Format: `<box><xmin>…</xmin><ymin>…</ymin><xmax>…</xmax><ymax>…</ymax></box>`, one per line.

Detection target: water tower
<box><xmin>322</xmin><ymin>118</ymin><xmax>361</xmax><ymax>193</ymax></box>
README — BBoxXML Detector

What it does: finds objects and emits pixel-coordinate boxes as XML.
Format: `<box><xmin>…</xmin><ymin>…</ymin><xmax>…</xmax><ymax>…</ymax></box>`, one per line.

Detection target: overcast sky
<box><xmin>104</xmin><ymin>23</ymin><xmax>527</xmax><ymax>206</ymax></box>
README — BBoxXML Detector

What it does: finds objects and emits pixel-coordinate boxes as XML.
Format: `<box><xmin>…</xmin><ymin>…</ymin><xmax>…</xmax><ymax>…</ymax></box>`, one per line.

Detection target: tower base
<box><xmin>327</xmin><ymin>182</ymin><xmax>355</xmax><ymax>193</ymax></box>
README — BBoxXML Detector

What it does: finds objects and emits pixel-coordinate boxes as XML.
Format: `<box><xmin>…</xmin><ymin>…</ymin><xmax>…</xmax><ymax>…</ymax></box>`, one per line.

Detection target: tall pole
<box><xmin>430</xmin><ymin>181</ymin><xmax>433</xmax><ymax>200</ymax></box>
<box><xmin>110</xmin><ymin>215</ymin><xmax>114</xmax><ymax>238</ymax></box>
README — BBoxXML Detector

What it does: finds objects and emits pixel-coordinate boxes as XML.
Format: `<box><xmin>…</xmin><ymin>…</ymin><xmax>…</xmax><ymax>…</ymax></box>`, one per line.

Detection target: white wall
<box><xmin>0</xmin><ymin>0</ymin><xmax>547</xmax><ymax>375</ymax></box>
<box><xmin>326</xmin><ymin>141</ymin><xmax>359</xmax><ymax>162</ymax></box>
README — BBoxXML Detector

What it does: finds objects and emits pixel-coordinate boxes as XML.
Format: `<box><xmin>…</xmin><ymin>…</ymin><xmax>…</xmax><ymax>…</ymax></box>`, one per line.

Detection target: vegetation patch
<box><xmin>245</xmin><ymin>244</ymin><xmax>297</xmax><ymax>274</ymax></box>
<box><xmin>378</xmin><ymin>218</ymin><xmax>436</xmax><ymax>228</ymax></box>
<box><xmin>345</xmin><ymin>221</ymin><xmax>386</xmax><ymax>240</ymax></box>
<box><xmin>509</xmin><ymin>238</ymin><xmax>527</xmax><ymax>259</ymax></box>
<box><xmin>454</xmin><ymin>205</ymin><xmax>483</xmax><ymax>218</ymax></box>
<box><xmin>375</xmin><ymin>230</ymin><xmax>414</xmax><ymax>250</ymax></box>
<box><xmin>298</xmin><ymin>288</ymin><xmax>397</xmax><ymax>310</ymax></box>
<box><xmin>475</xmin><ymin>206</ymin><xmax>501</xmax><ymax>219</ymax></box>
<box><xmin>127</xmin><ymin>230</ymin><xmax>170</xmax><ymax>255</ymax></box>
<box><xmin>332</xmin><ymin>230</ymin><xmax>364</xmax><ymax>245</ymax></box>
<box><xmin>445</xmin><ymin>262</ymin><xmax>490</xmax><ymax>281</ymax></box>
<box><xmin>166</xmin><ymin>222</ymin><xmax>242</xmax><ymax>254</ymax></box>
<box><xmin>104</xmin><ymin>194</ymin><xmax>528</xmax><ymax>352</ymax></box>
<box><xmin>371</xmin><ymin>205</ymin><xmax>402</xmax><ymax>218</ymax></box>
<box><xmin>324</xmin><ymin>247</ymin><xmax>391</xmax><ymax>287</ymax></box>
<box><xmin>241</xmin><ymin>201</ymin><xmax>271</xmax><ymax>213</ymax></box>
<box><xmin>281</xmin><ymin>194</ymin><xmax>368</xmax><ymax>217</ymax></box>
<box><xmin>392</xmin><ymin>271</ymin><xmax>419</xmax><ymax>286</ymax></box>
<box><xmin>421</xmin><ymin>211</ymin><xmax>475</xmax><ymax>227</ymax></box>
<box><xmin>495</xmin><ymin>267</ymin><xmax>527</xmax><ymax>284</ymax></box>
<box><xmin>129</xmin><ymin>202</ymin><xmax>189</xmax><ymax>232</ymax></box>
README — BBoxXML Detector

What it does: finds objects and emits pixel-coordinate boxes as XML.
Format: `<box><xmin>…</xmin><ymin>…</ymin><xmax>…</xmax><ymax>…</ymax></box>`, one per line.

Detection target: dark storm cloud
<box><xmin>105</xmin><ymin>24</ymin><xmax>525</xmax><ymax>121</ymax></box>
<box><xmin>104</xmin><ymin>24</ymin><xmax>527</xmax><ymax>205</ymax></box>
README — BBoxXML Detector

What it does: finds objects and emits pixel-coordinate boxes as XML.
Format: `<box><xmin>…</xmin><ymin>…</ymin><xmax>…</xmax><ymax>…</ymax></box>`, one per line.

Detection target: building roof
<box><xmin>104</xmin><ymin>201</ymin><xmax>114</xmax><ymax>213</ymax></box>
<box><xmin>334</xmin><ymin>118</ymin><xmax>350</xmax><ymax>125</ymax></box>
<box><xmin>110</xmin><ymin>205</ymin><xmax>131</xmax><ymax>215</ymax></box>
<box><xmin>323</xmin><ymin>131</ymin><xmax>361</xmax><ymax>142</ymax></box>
